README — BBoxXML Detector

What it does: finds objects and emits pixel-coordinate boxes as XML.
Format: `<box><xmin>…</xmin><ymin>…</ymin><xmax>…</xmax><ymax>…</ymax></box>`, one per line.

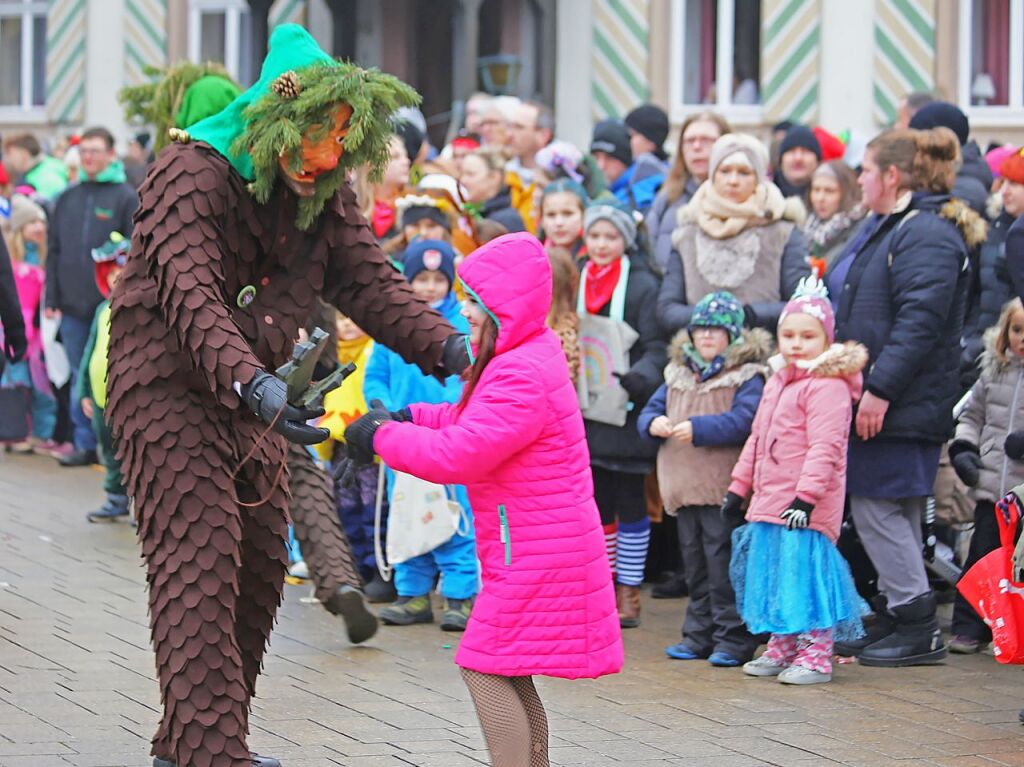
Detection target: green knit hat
<box><xmin>688</xmin><ymin>291</ymin><xmax>745</xmax><ymax>342</ymax></box>
<box><xmin>188</xmin><ymin>24</ymin><xmax>419</xmax><ymax>230</ymax></box>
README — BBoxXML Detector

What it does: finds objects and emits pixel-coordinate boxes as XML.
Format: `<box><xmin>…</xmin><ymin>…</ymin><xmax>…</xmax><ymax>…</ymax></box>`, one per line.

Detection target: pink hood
<box><xmin>375</xmin><ymin>233</ymin><xmax>623</xmax><ymax>679</ymax></box>
<box><xmin>458</xmin><ymin>231</ymin><xmax>552</xmax><ymax>357</ymax></box>
<box><xmin>730</xmin><ymin>343</ymin><xmax>867</xmax><ymax>542</ymax></box>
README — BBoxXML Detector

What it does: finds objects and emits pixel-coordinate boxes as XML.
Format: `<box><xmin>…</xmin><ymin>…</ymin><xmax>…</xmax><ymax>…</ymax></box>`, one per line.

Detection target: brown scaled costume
<box><xmin>105</xmin><ymin>141</ymin><xmax>452</xmax><ymax>767</ymax></box>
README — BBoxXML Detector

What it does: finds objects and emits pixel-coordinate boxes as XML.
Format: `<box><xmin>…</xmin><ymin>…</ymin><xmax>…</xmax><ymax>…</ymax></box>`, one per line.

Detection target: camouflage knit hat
<box><xmin>688</xmin><ymin>291</ymin><xmax>745</xmax><ymax>342</ymax></box>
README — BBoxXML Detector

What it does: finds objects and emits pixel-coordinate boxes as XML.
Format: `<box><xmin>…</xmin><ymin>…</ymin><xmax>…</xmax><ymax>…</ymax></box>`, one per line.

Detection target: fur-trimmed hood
<box><xmin>668</xmin><ymin>326</ymin><xmax>774</xmax><ymax>368</ymax></box>
<box><xmin>980</xmin><ymin>326</ymin><xmax>1024</xmax><ymax>378</ymax></box>
<box><xmin>771</xmin><ymin>341</ymin><xmax>868</xmax><ymax>402</ymax></box>
<box><xmin>940</xmin><ymin>197</ymin><xmax>988</xmax><ymax>250</ymax></box>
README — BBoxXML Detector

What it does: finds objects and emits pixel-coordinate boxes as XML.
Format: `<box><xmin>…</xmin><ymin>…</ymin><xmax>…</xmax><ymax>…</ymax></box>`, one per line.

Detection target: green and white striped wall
<box><xmin>270</xmin><ymin>0</ymin><xmax>306</xmax><ymax>28</ymax></box>
<box><xmin>46</xmin><ymin>0</ymin><xmax>87</xmax><ymax>124</ymax></box>
<box><xmin>873</xmin><ymin>0</ymin><xmax>935</xmax><ymax>124</ymax></box>
<box><xmin>760</xmin><ymin>0</ymin><xmax>821</xmax><ymax>124</ymax></box>
<box><xmin>591</xmin><ymin>0</ymin><xmax>650</xmax><ymax>120</ymax></box>
<box><xmin>124</xmin><ymin>0</ymin><xmax>168</xmax><ymax>87</ymax></box>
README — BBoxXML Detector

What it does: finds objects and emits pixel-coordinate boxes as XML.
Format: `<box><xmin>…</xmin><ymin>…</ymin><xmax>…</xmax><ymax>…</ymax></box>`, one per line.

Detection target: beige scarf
<box><xmin>685</xmin><ymin>181</ymin><xmax>789</xmax><ymax>240</ymax></box>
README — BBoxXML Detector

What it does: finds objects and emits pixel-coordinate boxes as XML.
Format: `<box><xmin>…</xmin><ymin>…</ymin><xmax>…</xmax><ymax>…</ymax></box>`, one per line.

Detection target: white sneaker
<box><xmin>778</xmin><ymin>665</ymin><xmax>831</xmax><ymax>685</ymax></box>
<box><xmin>288</xmin><ymin>561</ymin><xmax>309</xmax><ymax>579</ymax></box>
<box><xmin>743</xmin><ymin>656</ymin><xmax>788</xmax><ymax>677</ymax></box>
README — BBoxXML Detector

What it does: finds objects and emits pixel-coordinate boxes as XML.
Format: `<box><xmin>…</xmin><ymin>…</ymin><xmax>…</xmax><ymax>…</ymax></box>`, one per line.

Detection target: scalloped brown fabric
<box><xmin>106</xmin><ymin>142</ymin><xmax>453</xmax><ymax>767</ymax></box>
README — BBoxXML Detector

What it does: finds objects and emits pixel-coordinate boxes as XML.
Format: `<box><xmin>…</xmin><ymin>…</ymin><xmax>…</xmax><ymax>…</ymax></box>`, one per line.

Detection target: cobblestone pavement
<box><xmin>2</xmin><ymin>451</ymin><xmax>1024</xmax><ymax>767</ymax></box>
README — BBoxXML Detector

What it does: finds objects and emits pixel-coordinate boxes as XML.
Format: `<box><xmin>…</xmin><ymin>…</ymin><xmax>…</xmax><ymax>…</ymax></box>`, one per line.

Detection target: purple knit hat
<box><xmin>779</xmin><ymin>276</ymin><xmax>835</xmax><ymax>343</ymax></box>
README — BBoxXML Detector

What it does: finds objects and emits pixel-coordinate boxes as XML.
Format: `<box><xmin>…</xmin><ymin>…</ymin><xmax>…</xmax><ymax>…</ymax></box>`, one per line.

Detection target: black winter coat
<box><xmin>1006</xmin><ymin>215</ymin><xmax>1024</xmax><ymax>303</ymax></box>
<box><xmin>0</xmin><ymin>236</ymin><xmax>25</xmax><ymax>366</ymax></box>
<box><xmin>954</xmin><ymin>142</ymin><xmax>994</xmax><ymax>216</ymax></box>
<box><xmin>961</xmin><ymin>211</ymin><xmax>1015</xmax><ymax>385</ymax></box>
<box><xmin>834</xmin><ymin>193</ymin><xmax>980</xmax><ymax>444</ymax></box>
<box><xmin>581</xmin><ymin>255</ymin><xmax>667</xmax><ymax>473</ymax></box>
<box><xmin>46</xmin><ymin>178</ymin><xmax>138</xmax><ymax>320</ymax></box>
<box><xmin>479</xmin><ymin>188</ymin><xmax>526</xmax><ymax>233</ymax></box>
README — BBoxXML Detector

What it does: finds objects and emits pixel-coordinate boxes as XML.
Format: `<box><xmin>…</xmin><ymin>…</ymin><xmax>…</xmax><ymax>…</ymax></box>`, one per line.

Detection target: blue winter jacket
<box><xmin>833</xmin><ymin>192</ymin><xmax>983</xmax><ymax>444</ymax></box>
<box><xmin>610</xmin><ymin>156</ymin><xmax>665</xmax><ymax>215</ymax></box>
<box><xmin>363</xmin><ymin>292</ymin><xmax>471</xmax><ymax>510</ymax></box>
<box><xmin>637</xmin><ymin>376</ymin><xmax>764</xmax><ymax>446</ymax></box>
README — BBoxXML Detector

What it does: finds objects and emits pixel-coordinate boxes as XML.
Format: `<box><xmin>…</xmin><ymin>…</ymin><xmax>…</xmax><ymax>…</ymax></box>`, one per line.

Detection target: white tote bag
<box><xmin>374</xmin><ymin>463</ymin><xmax>466</xmax><ymax>580</ymax></box>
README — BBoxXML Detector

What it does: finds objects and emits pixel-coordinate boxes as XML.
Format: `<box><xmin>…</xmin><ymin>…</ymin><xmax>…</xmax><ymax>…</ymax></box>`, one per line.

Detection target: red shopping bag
<box><xmin>957</xmin><ymin>491</ymin><xmax>1024</xmax><ymax>664</ymax></box>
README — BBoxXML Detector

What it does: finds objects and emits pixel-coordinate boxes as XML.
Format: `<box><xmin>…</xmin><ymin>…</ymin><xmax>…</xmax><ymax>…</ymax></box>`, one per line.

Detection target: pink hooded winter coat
<box><xmin>374</xmin><ymin>232</ymin><xmax>623</xmax><ymax>679</ymax></box>
<box><xmin>728</xmin><ymin>343</ymin><xmax>867</xmax><ymax>543</ymax></box>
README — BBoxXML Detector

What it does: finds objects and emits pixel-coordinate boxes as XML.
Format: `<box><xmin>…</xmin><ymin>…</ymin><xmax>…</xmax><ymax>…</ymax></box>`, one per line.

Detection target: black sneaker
<box><xmin>364</xmin><ymin>573</ymin><xmax>397</xmax><ymax>603</ymax></box>
<box><xmin>59</xmin><ymin>448</ymin><xmax>97</xmax><ymax>467</ymax></box>
<box><xmin>651</xmin><ymin>572</ymin><xmax>688</xmax><ymax>599</ymax></box>
<box><xmin>323</xmin><ymin>585</ymin><xmax>379</xmax><ymax>644</ymax></box>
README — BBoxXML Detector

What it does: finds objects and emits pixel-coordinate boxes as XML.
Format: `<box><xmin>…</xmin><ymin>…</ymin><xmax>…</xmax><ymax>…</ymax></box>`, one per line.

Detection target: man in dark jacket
<box><xmin>0</xmin><ymin>235</ymin><xmax>27</xmax><ymax>373</ymax></box>
<box><xmin>909</xmin><ymin>102</ymin><xmax>993</xmax><ymax>215</ymax></box>
<box><xmin>46</xmin><ymin>126</ymin><xmax>138</xmax><ymax>466</ymax></box>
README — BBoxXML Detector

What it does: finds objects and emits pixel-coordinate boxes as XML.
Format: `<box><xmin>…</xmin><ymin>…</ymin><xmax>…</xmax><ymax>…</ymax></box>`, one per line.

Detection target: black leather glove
<box><xmin>441</xmin><ymin>333</ymin><xmax>471</xmax><ymax>376</ymax></box>
<box><xmin>4</xmin><ymin>325</ymin><xmax>27</xmax><ymax>363</ymax></box>
<box><xmin>720</xmin><ymin>491</ymin><xmax>745</xmax><ymax>527</ymax></box>
<box><xmin>614</xmin><ymin>370</ymin><xmax>646</xmax><ymax>402</ymax></box>
<box><xmin>949</xmin><ymin>440</ymin><xmax>983</xmax><ymax>485</ymax></box>
<box><xmin>1006</xmin><ymin>431</ymin><xmax>1024</xmax><ymax>461</ymax></box>
<box><xmin>779</xmin><ymin>497</ymin><xmax>814</xmax><ymax>530</ymax></box>
<box><xmin>240</xmin><ymin>371</ymin><xmax>328</xmax><ymax>445</ymax></box>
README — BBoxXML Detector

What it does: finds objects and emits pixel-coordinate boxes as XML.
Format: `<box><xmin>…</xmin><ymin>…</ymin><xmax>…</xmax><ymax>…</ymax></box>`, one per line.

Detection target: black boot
<box><xmin>363</xmin><ymin>572</ymin><xmax>397</xmax><ymax>603</ymax></box>
<box><xmin>859</xmin><ymin>592</ymin><xmax>947</xmax><ymax>667</ymax></box>
<box><xmin>835</xmin><ymin>594</ymin><xmax>893</xmax><ymax>656</ymax></box>
<box><xmin>651</xmin><ymin>571</ymin><xmax>688</xmax><ymax>599</ymax></box>
<box><xmin>323</xmin><ymin>585</ymin><xmax>379</xmax><ymax>644</ymax></box>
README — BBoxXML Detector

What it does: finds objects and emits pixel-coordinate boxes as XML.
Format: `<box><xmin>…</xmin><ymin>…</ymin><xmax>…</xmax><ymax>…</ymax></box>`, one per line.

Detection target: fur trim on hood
<box><xmin>980</xmin><ymin>326</ymin><xmax>1024</xmax><ymax>378</ymax></box>
<box><xmin>941</xmin><ymin>198</ymin><xmax>988</xmax><ymax>250</ymax></box>
<box><xmin>668</xmin><ymin>326</ymin><xmax>774</xmax><ymax>368</ymax></box>
<box><xmin>768</xmin><ymin>341</ymin><xmax>868</xmax><ymax>402</ymax></box>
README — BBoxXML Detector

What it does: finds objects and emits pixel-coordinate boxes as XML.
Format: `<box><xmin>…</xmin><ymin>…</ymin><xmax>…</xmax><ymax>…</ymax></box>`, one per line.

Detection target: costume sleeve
<box><xmin>375</xmin><ymin>361</ymin><xmax>545</xmax><ymax>485</ymax></box>
<box><xmin>322</xmin><ymin>188</ymin><xmax>454</xmax><ymax>376</ymax></box>
<box><xmin>691</xmin><ymin>374</ymin><xmax>765</xmax><ymax>447</ymax></box>
<box><xmin>138</xmin><ymin>151</ymin><xmax>263</xmax><ymax>399</ymax></box>
<box><xmin>794</xmin><ymin>379</ymin><xmax>854</xmax><ymax>505</ymax></box>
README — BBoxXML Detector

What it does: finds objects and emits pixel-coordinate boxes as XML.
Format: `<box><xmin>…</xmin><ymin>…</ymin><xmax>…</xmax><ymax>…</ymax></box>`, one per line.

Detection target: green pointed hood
<box><xmin>188</xmin><ymin>24</ymin><xmax>334</xmax><ymax>180</ymax></box>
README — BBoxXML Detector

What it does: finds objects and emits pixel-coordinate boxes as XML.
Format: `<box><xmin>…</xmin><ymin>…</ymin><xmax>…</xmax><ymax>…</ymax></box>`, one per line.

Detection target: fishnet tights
<box><xmin>460</xmin><ymin>667</ymin><xmax>549</xmax><ymax>767</ymax></box>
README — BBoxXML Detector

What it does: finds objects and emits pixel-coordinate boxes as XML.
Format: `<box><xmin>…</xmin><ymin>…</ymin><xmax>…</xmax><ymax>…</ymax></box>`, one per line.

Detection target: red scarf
<box><xmin>584</xmin><ymin>258</ymin><xmax>622</xmax><ymax>314</ymax></box>
<box><xmin>372</xmin><ymin>199</ymin><xmax>396</xmax><ymax>239</ymax></box>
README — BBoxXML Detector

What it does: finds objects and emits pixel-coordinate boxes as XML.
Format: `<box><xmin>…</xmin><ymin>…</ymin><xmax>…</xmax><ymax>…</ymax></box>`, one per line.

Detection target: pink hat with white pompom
<box><xmin>779</xmin><ymin>276</ymin><xmax>835</xmax><ymax>343</ymax></box>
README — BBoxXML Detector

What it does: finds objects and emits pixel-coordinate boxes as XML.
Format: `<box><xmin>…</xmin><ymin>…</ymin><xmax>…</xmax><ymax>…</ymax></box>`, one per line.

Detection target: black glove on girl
<box><xmin>720</xmin><ymin>491</ymin><xmax>745</xmax><ymax>527</ymax></box>
<box><xmin>1005</xmin><ymin>431</ymin><xmax>1024</xmax><ymax>461</ymax></box>
<box><xmin>949</xmin><ymin>440</ymin><xmax>983</xmax><ymax>486</ymax></box>
<box><xmin>779</xmin><ymin>498</ymin><xmax>814</xmax><ymax>530</ymax></box>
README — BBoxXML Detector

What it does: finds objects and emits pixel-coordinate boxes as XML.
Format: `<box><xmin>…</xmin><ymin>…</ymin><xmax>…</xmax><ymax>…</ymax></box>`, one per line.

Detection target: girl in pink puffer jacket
<box><xmin>344</xmin><ymin>232</ymin><xmax>623</xmax><ymax>766</ymax></box>
<box><xmin>725</xmin><ymin>277</ymin><xmax>868</xmax><ymax>686</ymax></box>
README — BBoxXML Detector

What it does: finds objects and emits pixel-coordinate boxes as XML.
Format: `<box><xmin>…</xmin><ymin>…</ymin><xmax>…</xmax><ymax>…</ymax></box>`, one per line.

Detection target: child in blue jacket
<box><xmin>638</xmin><ymin>291</ymin><xmax>770</xmax><ymax>665</ymax></box>
<box><xmin>363</xmin><ymin>239</ymin><xmax>480</xmax><ymax>630</ymax></box>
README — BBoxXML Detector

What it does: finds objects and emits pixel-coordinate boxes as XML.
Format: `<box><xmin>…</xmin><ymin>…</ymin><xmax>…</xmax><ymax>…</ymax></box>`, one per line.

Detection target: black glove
<box><xmin>614</xmin><ymin>370</ymin><xmax>646</xmax><ymax>402</ymax></box>
<box><xmin>441</xmin><ymin>333</ymin><xmax>471</xmax><ymax>376</ymax></box>
<box><xmin>720</xmin><ymin>491</ymin><xmax>745</xmax><ymax>527</ymax></box>
<box><xmin>3</xmin><ymin>326</ymin><xmax>27</xmax><ymax>363</ymax></box>
<box><xmin>949</xmin><ymin>440</ymin><xmax>983</xmax><ymax>485</ymax></box>
<box><xmin>1006</xmin><ymin>431</ymin><xmax>1024</xmax><ymax>461</ymax></box>
<box><xmin>240</xmin><ymin>370</ymin><xmax>328</xmax><ymax>445</ymax></box>
<box><xmin>779</xmin><ymin>497</ymin><xmax>814</xmax><ymax>530</ymax></box>
<box><xmin>343</xmin><ymin>402</ymin><xmax>394</xmax><ymax>466</ymax></box>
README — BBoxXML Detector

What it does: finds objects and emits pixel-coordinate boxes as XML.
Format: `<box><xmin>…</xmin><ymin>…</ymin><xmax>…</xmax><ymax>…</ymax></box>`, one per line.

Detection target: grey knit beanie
<box><xmin>583</xmin><ymin>201</ymin><xmax>637</xmax><ymax>245</ymax></box>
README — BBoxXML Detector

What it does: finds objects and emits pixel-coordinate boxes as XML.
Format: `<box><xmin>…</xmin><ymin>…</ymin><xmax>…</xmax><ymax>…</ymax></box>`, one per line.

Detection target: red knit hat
<box><xmin>813</xmin><ymin>127</ymin><xmax>846</xmax><ymax>162</ymax></box>
<box><xmin>1001</xmin><ymin>148</ymin><xmax>1024</xmax><ymax>185</ymax></box>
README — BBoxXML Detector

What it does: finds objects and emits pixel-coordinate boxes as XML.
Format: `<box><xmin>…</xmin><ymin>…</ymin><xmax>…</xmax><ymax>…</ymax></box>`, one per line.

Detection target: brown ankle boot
<box><xmin>617</xmin><ymin>583</ymin><xmax>641</xmax><ymax>628</ymax></box>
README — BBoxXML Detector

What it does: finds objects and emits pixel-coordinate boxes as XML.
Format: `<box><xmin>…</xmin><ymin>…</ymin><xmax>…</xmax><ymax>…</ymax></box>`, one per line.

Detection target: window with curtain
<box><xmin>0</xmin><ymin>0</ymin><xmax>46</xmax><ymax>110</ymax></box>
<box><xmin>673</xmin><ymin>0</ymin><xmax>762</xmax><ymax>116</ymax></box>
<box><xmin>959</xmin><ymin>0</ymin><xmax>1024</xmax><ymax>117</ymax></box>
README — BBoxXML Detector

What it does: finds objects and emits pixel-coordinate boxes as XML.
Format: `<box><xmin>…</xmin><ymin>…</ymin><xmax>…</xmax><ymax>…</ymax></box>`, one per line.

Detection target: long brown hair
<box><xmin>867</xmin><ymin>127</ymin><xmax>959</xmax><ymax>194</ymax></box>
<box><xmin>546</xmin><ymin>246</ymin><xmax>578</xmax><ymax>326</ymax></box>
<box><xmin>660</xmin><ymin>111</ymin><xmax>732</xmax><ymax>203</ymax></box>
<box><xmin>459</xmin><ymin>315</ymin><xmax>499</xmax><ymax>410</ymax></box>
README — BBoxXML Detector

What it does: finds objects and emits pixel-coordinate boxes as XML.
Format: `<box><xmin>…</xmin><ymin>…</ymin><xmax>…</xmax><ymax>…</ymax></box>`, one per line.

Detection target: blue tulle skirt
<box><xmin>730</xmin><ymin>522</ymin><xmax>868</xmax><ymax>641</ymax></box>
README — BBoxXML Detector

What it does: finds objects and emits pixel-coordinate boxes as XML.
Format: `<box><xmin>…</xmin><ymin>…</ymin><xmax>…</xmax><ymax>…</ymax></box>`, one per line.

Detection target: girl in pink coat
<box><xmin>345</xmin><ymin>232</ymin><xmax>623</xmax><ymax>766</ymax></box>
<box><xmin>724</xmin><ymin>277</ymin><xmax>867</xmax><ymax>685</ymax></box>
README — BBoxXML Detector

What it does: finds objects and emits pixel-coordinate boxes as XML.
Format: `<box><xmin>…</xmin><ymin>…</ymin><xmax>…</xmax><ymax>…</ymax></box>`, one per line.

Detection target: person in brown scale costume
<box><xmin>105</xmin><ymin>26</ymin><xmax>470</xmax><ymax>767</ymax></box>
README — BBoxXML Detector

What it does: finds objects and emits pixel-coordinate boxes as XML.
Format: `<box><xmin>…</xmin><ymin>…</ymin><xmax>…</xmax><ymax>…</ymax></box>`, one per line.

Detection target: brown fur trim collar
<box><xmin>941</xmin><ymin>198</ymin><xmax>988</xmax><ymax>250</ymax></box>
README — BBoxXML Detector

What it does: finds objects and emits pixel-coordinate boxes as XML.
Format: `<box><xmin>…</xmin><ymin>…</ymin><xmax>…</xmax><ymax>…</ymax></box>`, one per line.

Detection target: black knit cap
<box><xmin>590</xmin><ymin>119</ymin><xmax>633</xmax><ymax>166</ymax></box>
<box><xmin>909</xmin><ymin>101</ymin><xmax>969</xmax><ymax>146</ymax></box>
<box><xmin>778</xmin><ymin>125</ymin><xmax>822</xmax><ymax>161</ymax></box>
<box><xmin>624</xmin><ymin>104</ymin><xmax>669</xmax><ymax>153</ymax></box>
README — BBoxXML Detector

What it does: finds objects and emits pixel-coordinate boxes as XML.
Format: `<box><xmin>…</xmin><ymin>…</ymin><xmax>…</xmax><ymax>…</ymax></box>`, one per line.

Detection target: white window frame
<box><xmin>668</xmin><ymin>0</ymin><xmax>764</xmax><ymax>126</ymax></box>
<box><xmin>188</xmin><ymin>0</ymin><xmax>248</xmax><ymax>83</ymax></box>
<box><xmin>0</xmin><ymin>0</ymin><xmax>46</xmax><ymax>116</ymax></box>
<box><xmin>957</xmin><ymin>0</ymin><xmax>1024</xmax><ymax>127</ymax></box>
